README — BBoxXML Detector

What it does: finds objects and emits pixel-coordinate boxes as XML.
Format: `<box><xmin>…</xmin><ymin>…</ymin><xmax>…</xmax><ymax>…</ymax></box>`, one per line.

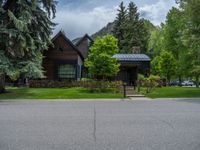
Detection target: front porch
<box><xmin>113</xmin><ymin>54</ymin><xmax>151</xmax><ymax>86</ymax></box>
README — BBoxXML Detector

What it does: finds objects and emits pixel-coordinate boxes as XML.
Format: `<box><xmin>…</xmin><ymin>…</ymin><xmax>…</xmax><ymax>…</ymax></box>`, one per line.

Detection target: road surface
<box><xmin>0</xmin><ymin>99</ymin><xmax>200</xmax><ymax>150</ymax></box>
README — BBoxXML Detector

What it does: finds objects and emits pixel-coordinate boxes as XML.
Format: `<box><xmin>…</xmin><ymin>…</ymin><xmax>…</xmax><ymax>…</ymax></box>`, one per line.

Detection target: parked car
<box><xmin>181</xmin><ymin>80</ymin><xmax>195</xmax><ymax>86</ymax></box>
<box><xmin>169</xmin><ymin>80</ymin><xmax>179</xmax><ymax>86</ymax></box>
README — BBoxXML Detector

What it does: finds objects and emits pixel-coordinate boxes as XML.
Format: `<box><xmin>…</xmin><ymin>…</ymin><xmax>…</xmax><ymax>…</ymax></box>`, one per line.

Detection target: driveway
<box><xmin>0</xmin><ymin>99</ymin><xmax>200</xmax><ymax>150</ymax></box>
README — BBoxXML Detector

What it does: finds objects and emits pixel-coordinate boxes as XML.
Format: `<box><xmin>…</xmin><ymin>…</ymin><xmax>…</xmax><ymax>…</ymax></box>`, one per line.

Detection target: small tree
<box><xmin>159</xmin><ymin>51</ymin><xmax>176</xmax><ymax>84</ymax></box>
<box><xmin>191</xmin><ymin>66</ymin><xmax>200</xmax><ymax>88</ymax></box>
<box><xmin>151</xmin><ymin>56</ymin><xmax>161</xmax><ymax>76</ymax></box>
<box><xmin>85</xmin><ymin>35</ymin><xmax>120</xmax><ymax>80</ymax></box>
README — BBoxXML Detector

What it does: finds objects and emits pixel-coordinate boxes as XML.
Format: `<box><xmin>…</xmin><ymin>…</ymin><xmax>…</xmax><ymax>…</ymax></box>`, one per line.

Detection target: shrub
<box><xmin>139</xmin><ymin>75</ymin><xmax>162</xmax><ymax>93</ymax></box>
<box><xmin>29</xmin><ymin>80</ymin><xmax>123</xmax><ymax>93</ymax></box>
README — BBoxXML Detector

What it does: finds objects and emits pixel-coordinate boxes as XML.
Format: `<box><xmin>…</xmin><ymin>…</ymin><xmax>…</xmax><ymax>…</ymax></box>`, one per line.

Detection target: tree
<box><xmin>159</xmin><ymin>51</ymin><xmax>176</xmax><ymax>83</ymax></box>
<box><xmin>163</xmin><ymin>7</ymin><xmax>186</xmax><ymax>84</ymax></box>
<box><xmin>175</xmin><ymin>0</ymin><xmax>200</xmax><ymax>87</ymax></box>
<box><xmin>0</xmin><ymin>0</ymin><xmax>56</xmax><ymax>93</ymax></box>
<box><xmin>183</xmin><ymin>0</ymin><xmax>200</xmax><ymax>87</ymax></box>
<box><xmin>125</xmin><ymin>2</ymin><xmax>148</xmax><ymax>53</ymax></box>
<box><xmin>113</xmin><ymin>2</ymin><xmax>127</xmax><ymax>53</ymax></box>
<box><xmin>85</xmin><ymin>35</ymin><xmax>120</xmax><ymax>79</ymax></box>
<box><xmin>151</xmin><ymin>56</ymin><xmax>161</xmax><ymax>76</ymax></box>
<box><xmin>191</xmin><ymin>66</ymin><xmax>200</xmax><ymax>87</ymax></box>
<box><xmin>147</xmin><ymin>26</ymin><xmax>165</xmax><ymax>57</ymax></box>
<box><xmin>113</xmin><ymin>1</ymin><xmax>148</xmax><ymax>54</ymax></box>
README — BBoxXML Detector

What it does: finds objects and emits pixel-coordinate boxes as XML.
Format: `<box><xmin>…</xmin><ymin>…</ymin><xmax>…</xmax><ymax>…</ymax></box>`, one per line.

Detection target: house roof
<box><xmin>51</xmin><ymin>31</ymin><xmax>84</xmax><ymax>60</ymax></box>
<box><xmin>113</xmin><ymin>54</ymin><xmax>151</xmax><ymax>62</ymax></box>
<box><xmin>72</xmin><ymin>34</ymin><xmax>94</xmax><ymax>46</ymax></box>
<box><xmin>72</xmin><ymin>37</ymin><xmax>82</xmax><ymax>45</ymax></box>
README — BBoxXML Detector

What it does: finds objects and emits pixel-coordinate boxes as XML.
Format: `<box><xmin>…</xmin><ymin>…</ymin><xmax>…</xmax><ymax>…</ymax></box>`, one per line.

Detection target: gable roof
<box><xmin>72</xmin><ymin>34</ymin><xmax>94</xmax><ymax>46</ymax></box>
<box><xmin>72</xmin><ymin>37</ymin><xmax>82</xmax><ymax>45</ymax></box>
<box><xmin>51</xmin><ymin>31</ymin><xmax>84</xmax><ymax>60</ymax></box>
<box><xmin>113</xmin><ymin>54</ymin><xmax>151</xmax><ymax>62</ymax></box>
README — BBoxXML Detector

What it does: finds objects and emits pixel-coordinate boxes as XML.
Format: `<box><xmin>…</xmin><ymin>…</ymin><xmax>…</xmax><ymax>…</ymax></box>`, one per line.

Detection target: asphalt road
<box><xmin>0</xmin><ymin>99</ymin><xmax>200</xmax><ymax>150</ymax></box>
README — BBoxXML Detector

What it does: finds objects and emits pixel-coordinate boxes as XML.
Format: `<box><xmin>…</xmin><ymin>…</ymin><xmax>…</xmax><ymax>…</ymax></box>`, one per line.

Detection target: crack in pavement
<box><xmin>93</xmin><ymin>105</ymin><xmax>97</xmax><ymax>149</ymax></box>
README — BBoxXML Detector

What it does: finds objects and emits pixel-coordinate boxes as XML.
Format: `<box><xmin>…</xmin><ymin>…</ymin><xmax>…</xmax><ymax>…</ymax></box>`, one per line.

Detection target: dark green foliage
<box><xmin>0</xmin><ymin>0</ymin><xmax>56</xmax><ymax>92</ymax></box>
<box><xmin>113</xmin><ymin>2</ymin><xmax>127</xmax><ymax>53</ymax></box>
<box><xmin>124</xmin><ymin>2</ymin><xmax>148</xmax><ymax>53</ymax></box>
<box><xmin>113</xmin><ymin>1</ymin><xmax>149</xmax><ymax>53</ymax></box>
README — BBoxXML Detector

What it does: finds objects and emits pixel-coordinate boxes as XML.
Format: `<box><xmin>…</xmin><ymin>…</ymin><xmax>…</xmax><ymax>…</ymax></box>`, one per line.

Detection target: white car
<box><xmin>181</xmin><ymin>81</ymin><xmax>195</xmax><ymax>86</ymax></box>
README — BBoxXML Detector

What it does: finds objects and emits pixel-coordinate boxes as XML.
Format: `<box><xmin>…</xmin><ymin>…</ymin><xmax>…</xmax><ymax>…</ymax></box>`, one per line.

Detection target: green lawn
<box><xmin>0</xmin><ymin>87</ymin><xmax>123</xmax><ymax>99</ymax></box>
<box><xmin>145</xmin><ymin>87</ymin><xmax>200</xmax><ymax>99</ymax></box>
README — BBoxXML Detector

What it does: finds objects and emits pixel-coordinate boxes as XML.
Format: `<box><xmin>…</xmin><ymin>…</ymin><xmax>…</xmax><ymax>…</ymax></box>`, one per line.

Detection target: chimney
<box><xmin>132</xmin><ymin>46</ymin><xmax>141</xmax><ymax>54</ymax></box>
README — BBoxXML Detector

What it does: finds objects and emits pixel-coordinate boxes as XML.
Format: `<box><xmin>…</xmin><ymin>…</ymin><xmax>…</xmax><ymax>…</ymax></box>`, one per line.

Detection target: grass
<box><xmin>0</xmin><ymin>87</ymin><xmax>123</xmax><ymax>99</ymax></box>
<box><xmin>145</xmin><ymin>87</ymin><xmax>200</xmax><ymax>99</ymax></box>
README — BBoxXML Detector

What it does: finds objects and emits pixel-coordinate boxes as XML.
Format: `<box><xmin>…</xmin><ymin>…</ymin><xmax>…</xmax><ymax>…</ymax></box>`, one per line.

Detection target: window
<box><xmin>58</xmin><ymin>64</ymin><xmax>76</xmax><ymax>79</ymax></box>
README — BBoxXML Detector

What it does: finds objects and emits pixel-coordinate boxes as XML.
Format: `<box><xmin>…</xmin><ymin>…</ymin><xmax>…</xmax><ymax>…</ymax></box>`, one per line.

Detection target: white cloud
<box><xmin>139</xmin><ymin>0</ymin><xmax>178</xmax><ymax>25</ymax></box>
<box><xmin>53</xmin><ymin>0</ymin><xmax>177</xmax><ymax>39</ymax></box>
<box><xmin>53</xmin><ymin>6</ymin><xmax>117</xmax><ymax>39</ymax></box>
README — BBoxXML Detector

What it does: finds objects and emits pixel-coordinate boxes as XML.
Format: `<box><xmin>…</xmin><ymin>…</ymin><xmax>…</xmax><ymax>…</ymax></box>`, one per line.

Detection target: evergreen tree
<box><xmin>126</xmin><ymin>2</ymin><xmax>144</xmax><ymax>53</ymax></box>
<box><xmin>113</xmin><ymin>1</ymin><xmax>148</xmax><ymax>54</ymax></box>
<box><xmin>113</xmin><ymin>2</ymin><xmax>127</xmax><ymax>53</ymax></box>
<box><xmin>0</xmin><ymin>0</ymin><xmax>56</xmax><ymax>93</ymax></box>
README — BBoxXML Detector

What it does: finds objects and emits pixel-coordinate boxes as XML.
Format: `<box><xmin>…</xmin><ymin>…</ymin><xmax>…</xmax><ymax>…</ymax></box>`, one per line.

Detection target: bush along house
<box><xmin>42</xmin><ymin>31</ymin><xmax>150</xmax><ymax>85</ymax></box>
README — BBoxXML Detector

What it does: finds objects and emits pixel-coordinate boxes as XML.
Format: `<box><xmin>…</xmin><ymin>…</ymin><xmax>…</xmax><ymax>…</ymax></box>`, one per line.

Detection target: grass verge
<box><xmin>145</xmin><ymin>87</ymin><xmax>200</xmax><ymax>99</ymax></box>
<box><xmin>0</xmin><ymin>87</ymin><xmax>123</xmax><ymax>99</ymax></box>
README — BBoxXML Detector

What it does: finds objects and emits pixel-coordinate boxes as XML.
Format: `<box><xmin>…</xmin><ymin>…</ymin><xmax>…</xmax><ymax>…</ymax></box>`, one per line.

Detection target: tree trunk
<box><xmin>0</xmin><ymin>73</ymin><xmax>5</xmax><ymax>93</ymax></box>
<box><xmin>137</xmin><ymin>80</ymin><xmax>140</xmax><ymax>93</ymax></box>
<box><xmin>196</xmin><ymin>75</ymin><xmax>199</xmax><ymax>88</ymax></box>
<box><xmin>178</xmin><ymin>76</ymin><xmax>182</xmax><ymax>87</ymax></box>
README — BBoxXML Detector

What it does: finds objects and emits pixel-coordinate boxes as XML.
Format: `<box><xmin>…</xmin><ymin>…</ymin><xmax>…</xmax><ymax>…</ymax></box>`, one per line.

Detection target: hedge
<box><xmin>29</xmin><ymin>80</ymin><xmax>123</xmax><ymax>93</ymax></box>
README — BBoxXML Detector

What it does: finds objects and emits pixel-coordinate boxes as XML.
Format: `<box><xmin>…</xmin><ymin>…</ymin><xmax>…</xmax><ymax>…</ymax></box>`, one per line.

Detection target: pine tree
<box><xmin>0</xmin><ymin>0</ymin><xmax>56</xmax><ymax>93</ymax></box>
<box><xmin>125</xmin><ymin>2</ymin><xmax>148</xmax><ymax>53</ymax></box>
<box><xmin>113</xmin><ymin>1</ymin><xmax>148</xmax><ymax>54</ymax></box>
<box><xmin>113</xmin><ymin>2</ymin><xmax>127</xmax><ymax>53</ymax></box>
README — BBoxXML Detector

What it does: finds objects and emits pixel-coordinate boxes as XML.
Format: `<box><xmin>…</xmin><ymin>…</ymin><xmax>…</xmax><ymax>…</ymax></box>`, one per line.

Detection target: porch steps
<box><xmin>127</xmin><ymin>94</ymin><xmax>145</xmax><ymax>98</ymax></box>
<box><xmin>125</xmin><ymin>86</ymin><xmax>145</xmax><ymax>98</ymax></box>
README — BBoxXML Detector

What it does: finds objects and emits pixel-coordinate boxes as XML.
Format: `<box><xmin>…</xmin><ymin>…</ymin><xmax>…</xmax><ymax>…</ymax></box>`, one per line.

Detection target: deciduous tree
<box><xmin>159</xmin><ymin>51</ymin><xmax>176</xmax><ymax>83</ymax></box>
<box><xmin>85</xmin><ymin>35</ymin><xmax>120</xmax><ymax>79</ymax></box>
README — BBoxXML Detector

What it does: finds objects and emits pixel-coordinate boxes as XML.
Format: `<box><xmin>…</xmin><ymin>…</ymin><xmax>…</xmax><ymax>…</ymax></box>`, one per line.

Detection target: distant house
<box><xmin>43</xmin><ymin>31</ymin><xmax>150</xmax><ymax>85</ymax></box>
<box><xmin>43</xmin><ymin>31</ymin><xmax>91</xmax><ymax>81</ymax></box>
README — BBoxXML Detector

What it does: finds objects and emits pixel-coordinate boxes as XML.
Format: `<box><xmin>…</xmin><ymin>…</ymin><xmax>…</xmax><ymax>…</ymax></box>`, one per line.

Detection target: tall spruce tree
<box><xmin>113</xmin><ymin>2</ymin><xmax>127</xmax><ymax>53</ymax></box>
<box><xmin>113</xmin><ymin>1</ymin><xmax>148</xmax><ymax>54</ymax></box>
<box><xmin>125</xmin><ymin>2</ymin><xmax>148</xmax><ymax>53</ymax></box>
<box><xmin>0</xmin><ymin>0</ymin><xmax>56</xmax><ymax>93</ymax></box>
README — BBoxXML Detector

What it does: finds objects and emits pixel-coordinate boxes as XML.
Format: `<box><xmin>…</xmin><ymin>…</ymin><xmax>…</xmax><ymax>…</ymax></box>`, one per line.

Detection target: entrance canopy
<box><xmin>113</xmin><ymin>54</ymin><xmax>150</xmax><ymax>62</ymax></box>
<box><xmin>113</xmin><ymin>54</ymin><xmax>151</xmax><ymax>85</ymax></box>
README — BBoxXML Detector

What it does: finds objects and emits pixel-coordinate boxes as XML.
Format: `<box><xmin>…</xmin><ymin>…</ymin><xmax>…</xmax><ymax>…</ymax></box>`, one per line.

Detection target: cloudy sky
<box><xmin>53</xmin><ymin>0</ymin><xmax>177</xmax><ymax>39</ymax></box>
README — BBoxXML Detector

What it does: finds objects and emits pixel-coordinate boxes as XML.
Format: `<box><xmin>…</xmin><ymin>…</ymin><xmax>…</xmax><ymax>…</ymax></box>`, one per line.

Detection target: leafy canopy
<box><xmin>85</xmin><ymin>35</ymin><xmax>120</xmax><ymax>79</ymax></box>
